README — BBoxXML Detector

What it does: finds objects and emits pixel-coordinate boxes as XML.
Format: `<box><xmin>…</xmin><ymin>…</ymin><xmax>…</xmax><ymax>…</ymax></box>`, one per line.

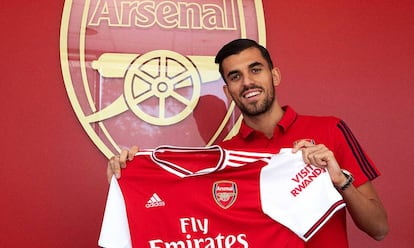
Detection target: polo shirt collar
<box><xmin>239</xmin><ymin>105</ymin><xmax>298</xmax><ymax>139</ymax></box>
<box><xmin>278</xmin><ymin>105</ymin><xmax>297</xmax><ymax>132</ymax></box>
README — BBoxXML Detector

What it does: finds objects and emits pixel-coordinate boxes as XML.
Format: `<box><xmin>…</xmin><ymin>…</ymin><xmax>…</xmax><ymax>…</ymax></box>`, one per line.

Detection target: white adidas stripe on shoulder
<box><xmin>225</xmin><ymin>150</ymin><xmax>273</xmax><ymax>167</ymax></box>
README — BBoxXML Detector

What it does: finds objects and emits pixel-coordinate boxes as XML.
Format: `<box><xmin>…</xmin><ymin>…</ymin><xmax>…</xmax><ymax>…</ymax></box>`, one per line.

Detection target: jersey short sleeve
<box><xmin>333</xmin><ymin>120</ymin><xmax>380</xmax><ymax>187</ymax></box>
<box><xmin>260</xmin><ymin>149</ymin><xmax>345</xmax><ymax>241</ymax></box>
<box><xmin>98</xmin><ymin>177</ymin><xmax>132</xmax><ymax>248</ymax></box>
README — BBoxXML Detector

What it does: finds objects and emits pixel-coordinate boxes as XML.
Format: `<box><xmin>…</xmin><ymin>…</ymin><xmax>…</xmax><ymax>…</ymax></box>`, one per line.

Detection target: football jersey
<box><xmin>98</xmin><ymin>146</ymin><xmax>344</xmax><ymax>248</ymax></box>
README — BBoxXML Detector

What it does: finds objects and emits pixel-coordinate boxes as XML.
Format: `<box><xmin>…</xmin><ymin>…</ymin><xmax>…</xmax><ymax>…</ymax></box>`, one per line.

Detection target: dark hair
<box><xmin>214</xmin><ymin>38</ymin><xmax>274</xmax><ymax>80</ymax></box>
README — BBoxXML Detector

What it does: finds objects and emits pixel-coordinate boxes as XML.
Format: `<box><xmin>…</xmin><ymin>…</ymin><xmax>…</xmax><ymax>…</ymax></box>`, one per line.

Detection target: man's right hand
<box><xmin>107</xmin><ymin>146</ymin><xmax>139</xmax><ymax>183</ymax></box>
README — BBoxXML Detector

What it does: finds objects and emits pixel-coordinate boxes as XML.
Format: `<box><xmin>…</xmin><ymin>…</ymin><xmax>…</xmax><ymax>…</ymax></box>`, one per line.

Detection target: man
<box><xmin>107</xmin><ymin>39</ymin><xmax>388</xmax><ymax>247</ymax></box>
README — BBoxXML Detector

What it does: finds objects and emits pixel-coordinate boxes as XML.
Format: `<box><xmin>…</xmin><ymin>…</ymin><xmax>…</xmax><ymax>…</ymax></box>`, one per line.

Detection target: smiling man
<box><xmin>215</xmin><ymin>39</ymin><xmax>389</xmax><ymax>247</ymax></box>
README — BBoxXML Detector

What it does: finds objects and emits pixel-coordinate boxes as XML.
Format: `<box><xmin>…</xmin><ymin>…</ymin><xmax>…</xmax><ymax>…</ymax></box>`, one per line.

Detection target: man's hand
<box><xmin>292</xmin><ymin>139</ymin><xmax>346</xmax><ymax>187</ymax></box>
<box><xmin>107</xmin><ymin>146</ymin><xmax>139</xmax><ymax>183</ymax></box>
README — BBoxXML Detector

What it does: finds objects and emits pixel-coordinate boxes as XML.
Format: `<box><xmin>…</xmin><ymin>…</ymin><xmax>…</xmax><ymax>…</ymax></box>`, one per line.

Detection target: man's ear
<box><xmin>222</xmin><ymin>84</ymin><xmax>233</xmax><ymax>102</ymax></box>
<box><xmin>272</xmin><ymin>67</ymin><xmax>281</xmax><ymax>87</ymax></box>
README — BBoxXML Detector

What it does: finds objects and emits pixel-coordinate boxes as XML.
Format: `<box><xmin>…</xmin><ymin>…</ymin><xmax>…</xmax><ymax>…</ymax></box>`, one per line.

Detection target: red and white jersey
<box><xmin>98</xmin><ymin>146</ymin><xmax>344</xmax><ymax>248</ymax></box>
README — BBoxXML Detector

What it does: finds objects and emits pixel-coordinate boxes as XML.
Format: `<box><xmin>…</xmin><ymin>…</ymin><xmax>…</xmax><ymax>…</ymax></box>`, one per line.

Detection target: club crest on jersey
<box><xmin>212</xmin><ymin>180</ymin><xmax>237</xmax><ymax>209</ymax></box>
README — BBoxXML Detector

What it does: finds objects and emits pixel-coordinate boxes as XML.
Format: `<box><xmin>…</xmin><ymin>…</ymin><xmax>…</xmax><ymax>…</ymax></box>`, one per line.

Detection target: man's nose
<box><xmin>241</xmin><ymin>73</ymin><xmax>254</xmax><ymax>86</ymax></box>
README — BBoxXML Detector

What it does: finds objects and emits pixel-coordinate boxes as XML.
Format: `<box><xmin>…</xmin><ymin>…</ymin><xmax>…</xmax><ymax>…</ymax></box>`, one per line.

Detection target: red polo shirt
<box><xmin>219</xmin><ymin>106</ymin><xmax>380</xmax><ymax>248</ymax></box>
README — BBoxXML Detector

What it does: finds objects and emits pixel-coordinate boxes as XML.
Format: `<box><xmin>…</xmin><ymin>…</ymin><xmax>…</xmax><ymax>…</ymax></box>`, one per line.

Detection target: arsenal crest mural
<box><xmin>60</xmin><ymin>0</ymin><xmax>267</xmax><ymax>158</ymax></box>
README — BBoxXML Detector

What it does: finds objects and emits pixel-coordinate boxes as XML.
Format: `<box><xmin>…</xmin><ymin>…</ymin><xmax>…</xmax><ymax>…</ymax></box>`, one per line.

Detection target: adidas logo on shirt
<box><xmin>145</xmin><ymin>193</ymin><xmax>166</xmax><ymax>208</ymax></box>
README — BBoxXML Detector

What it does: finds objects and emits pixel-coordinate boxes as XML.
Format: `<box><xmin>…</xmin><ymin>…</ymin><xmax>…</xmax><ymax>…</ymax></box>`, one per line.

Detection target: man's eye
<box><xmin>229</xmin><ymin>74</ymin><xmax>240</xmax><ymax>81</ymax></box>
<box><xmin>252</xmin><ymin>68</ymin><xmax>262</xmax><ymax>73</ymax></box>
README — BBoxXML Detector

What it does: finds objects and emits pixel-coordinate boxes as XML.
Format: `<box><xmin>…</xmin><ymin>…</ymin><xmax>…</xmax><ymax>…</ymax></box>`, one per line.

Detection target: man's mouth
<box><xmin>243</xmin><ymin>90</ymin><xmax>261</xmax><ymax>99</ymax></box>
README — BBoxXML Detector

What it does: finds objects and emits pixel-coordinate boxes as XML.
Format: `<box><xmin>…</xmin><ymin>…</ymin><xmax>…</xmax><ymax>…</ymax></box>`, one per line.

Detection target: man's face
<box><xmin>221</xmin><ymin>47</ymin><xmax>280</xmax><ymax>117</ymax></box>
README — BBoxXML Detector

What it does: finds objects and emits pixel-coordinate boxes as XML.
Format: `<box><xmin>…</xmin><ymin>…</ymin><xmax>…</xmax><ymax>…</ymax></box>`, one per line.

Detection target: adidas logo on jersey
<box><xmin>145</xmin><ymin>193</ymin><xmax>166</xmax><ymax>208</ymax></box>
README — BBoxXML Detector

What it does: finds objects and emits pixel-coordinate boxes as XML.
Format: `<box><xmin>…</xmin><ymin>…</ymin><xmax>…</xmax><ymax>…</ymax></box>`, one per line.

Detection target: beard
<box><xmin>235</xmin><ymin>84</ymin><xmax>275</xmax><ymax>117</ymax></box>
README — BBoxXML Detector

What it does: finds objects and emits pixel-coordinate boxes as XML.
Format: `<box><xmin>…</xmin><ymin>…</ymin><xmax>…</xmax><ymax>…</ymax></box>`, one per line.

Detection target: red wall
<box><xmin>1</xmin><ymin>1</ymin><xmax>413</xmax><ymax>247</ymax></box>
